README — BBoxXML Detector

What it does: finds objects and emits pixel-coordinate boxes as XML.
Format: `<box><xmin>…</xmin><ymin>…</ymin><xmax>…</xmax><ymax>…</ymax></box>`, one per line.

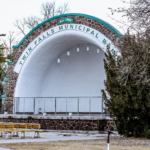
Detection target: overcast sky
<box><xmin>0</xmin><ymin>0</ymin><xmax>128</xmax><ymax>42</ymax></box>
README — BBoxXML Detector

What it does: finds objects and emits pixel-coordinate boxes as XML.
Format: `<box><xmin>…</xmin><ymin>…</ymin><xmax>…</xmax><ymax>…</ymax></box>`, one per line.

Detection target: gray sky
<box><xmin>0</xmin><ymin>0</ymin><xmax>128</xmax><ymax>41</ymax></box>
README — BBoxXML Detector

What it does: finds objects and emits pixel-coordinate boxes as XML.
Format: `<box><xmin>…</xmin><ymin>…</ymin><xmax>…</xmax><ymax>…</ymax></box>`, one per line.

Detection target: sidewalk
<box><xmin>0</xmin><ymin>132</ymin><xmax>106</xmax><ymax>144</ymax></box>
<box><xmin>0</xmin><ymin>148</ymin><xmax>12</xmax><ymax>150</ymax></box>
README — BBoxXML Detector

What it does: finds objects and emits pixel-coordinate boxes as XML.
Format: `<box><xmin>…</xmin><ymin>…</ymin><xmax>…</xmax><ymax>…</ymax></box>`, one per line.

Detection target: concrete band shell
<box><xmin>14</xmin><ymin>24</ymin><xmax>120</xmax><ymax>73</ymax></box>
<box><xmin>3</xmin><ymin>13</ymin><xmax>122</xmax><ymax>114</ymax></box>
<box><xmin>15</xmin><ymin>30</ymin><xmax>106</xmax><ymax>97</ymax></box>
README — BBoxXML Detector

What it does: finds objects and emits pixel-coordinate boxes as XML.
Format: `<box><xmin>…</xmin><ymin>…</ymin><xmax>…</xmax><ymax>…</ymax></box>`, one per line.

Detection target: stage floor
<box><xmin>0</xmin><ymin>114</ymin><xmax>112</xmax><ymax>120</ymax></box>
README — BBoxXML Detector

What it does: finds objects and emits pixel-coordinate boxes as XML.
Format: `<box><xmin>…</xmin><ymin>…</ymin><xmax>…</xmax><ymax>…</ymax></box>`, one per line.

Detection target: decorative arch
<box><xmin>13</xmin><ymin>13</ymin><xmax>123</xmax><ymax>49</ymax></box>
<box><xmin>14</xmin><ymin>24</ymin><xmax>120</xmax><ymax>73</ymax></box>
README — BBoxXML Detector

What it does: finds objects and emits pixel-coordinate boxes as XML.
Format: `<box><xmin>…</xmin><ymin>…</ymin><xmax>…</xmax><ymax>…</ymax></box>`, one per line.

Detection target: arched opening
<box><xmin>14</xmin><ymin>30</ymin><xmax>106</xmax><ymax>114</ymax></box>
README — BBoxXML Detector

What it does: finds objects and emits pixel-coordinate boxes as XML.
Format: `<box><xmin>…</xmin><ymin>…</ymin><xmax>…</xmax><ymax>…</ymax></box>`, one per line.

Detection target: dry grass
<box><xmin>0</xmin><ymin>136</ymin><xmax>150</xmax><ymax>150</ymax></box>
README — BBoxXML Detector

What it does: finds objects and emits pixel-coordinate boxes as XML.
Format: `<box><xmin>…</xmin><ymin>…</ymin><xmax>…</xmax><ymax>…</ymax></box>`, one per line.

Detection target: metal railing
<box><xmin>13</xmin><ymin>97</ymin><xmax>105</xmax><ymax>115</ymax></box>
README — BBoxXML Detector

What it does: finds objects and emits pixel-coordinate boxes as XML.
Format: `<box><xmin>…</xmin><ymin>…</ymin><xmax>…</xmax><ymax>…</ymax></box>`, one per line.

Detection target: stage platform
<box><xmin>0</xmin><ymin>114</ymin><xmax>112</xmax><ymax>120</ymax></box>
<box><xmin>0</xmin><ymin>114</ymin><xmax>116</xmax><ymax>131</ymax></box>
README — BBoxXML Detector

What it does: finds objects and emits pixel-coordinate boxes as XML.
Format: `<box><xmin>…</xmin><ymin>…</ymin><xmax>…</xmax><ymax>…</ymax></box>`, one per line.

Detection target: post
<box><xmin>102</xmin><ymin>97</ymin><xmax>103</xmax><ymax>116</ymax></box>
<box><xmin>55</xmin><ymin>97</ymin><xmax>56</xmax><ymax>115</ymax></box>
<box><xmin>44</xmin><ymin>98</ymin><xmax>45</xmax><ymax>113</ymax></box>
<box><xmin>106</xmin><ymin>131</ymin><xmax>114</xmax><ymax>150</ymax></box>
<box><xmin>34</xmin><ymin>98</ymin><xmax>35</xmax><ymax>114</ymax></box>
<box><xmin>66</xmin><ymin>97</ymin><xmax>67</xmax><ymax>114</ymax></box>
<box><xmin>23</xmin><ymin>97</ymin><xmax>25</xmax><ymax>114</ymax></box>
<box><xmin>13</xmin><ymin>97</ymin><xmax>15</xmax><ymax>114</ymax></box>
<box><xmin>78</xmin><ymin>97</ymin><xmax>79</xmax><ymax>116</ymax></box>
<box><xmin>89</xmin><ymin>98</ymin><xmax>91</xmax><ymax>115</ymax></box>
<box><xmin>107</xmin><ymin>131</ymin><xmax>110</xmax><ymax>150</ymax></box>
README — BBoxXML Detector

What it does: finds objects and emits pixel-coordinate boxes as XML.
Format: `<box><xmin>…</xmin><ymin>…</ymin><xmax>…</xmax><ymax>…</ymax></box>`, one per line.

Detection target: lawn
<box><xmin>0</xmin><ymin>136</ymin><xmax>150</xmax><ymax>150</ymax></box>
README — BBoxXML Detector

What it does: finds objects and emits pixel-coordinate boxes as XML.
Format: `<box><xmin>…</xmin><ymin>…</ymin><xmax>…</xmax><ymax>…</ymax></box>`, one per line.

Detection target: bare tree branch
<box><xmin>14</xmin><ymin>1</ymin><xmax>69</xmax><ymax>36</ymax></box>
<box><xmin>109</xmin><ymin>0</ymin><xmax>150</xmax><ymax>37</ymax></box>
<box><xmin>41</xmin><ymin>2</ymin><xmax>56</xmax><ymax>20</ymax></box>
<box><xmin>1</xmin><ymin>31</ymin><xmax>16</xmax><ymax>55</ymax></box>
<box><xmin>14</xmin><ymin>19</ymin><xmax>26</xmax><ymax>36</ymax></box>
<box><xmin>23</xmin><ymin>16</ymin><xmax>42</xmax><ymax>30</ymax></box>
<box><xmin>41</xmin><ymin>2</ymin><xmax>69</xmax><ymax>20</ymax></box>
<box><xmin>56</xmin><ymin>2</ymin><xmax>69</xmax><ymax>15</ymax></box>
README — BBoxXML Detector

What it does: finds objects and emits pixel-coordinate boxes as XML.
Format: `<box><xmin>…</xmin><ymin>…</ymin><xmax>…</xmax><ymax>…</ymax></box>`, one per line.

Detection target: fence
<box><xmin>14</xmin><ymin>97</ymin><xmax>105</xmax><ymax>115</ymax></box>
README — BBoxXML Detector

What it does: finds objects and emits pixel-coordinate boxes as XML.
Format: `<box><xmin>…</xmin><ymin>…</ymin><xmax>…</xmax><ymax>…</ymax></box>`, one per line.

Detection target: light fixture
<box><xmin>77</xmin><ymin>47</ymin><xmax>79</xmax><ymax>52</ymax></box>
<box><xmin>57</xmin><ymin>58</ymin><xmax>60</xmax><ymax>63</ymax></box>
<box><xmin>67</xmin><ymin>51</ymin><xmax>70</xmax><ymax>56</ymax></box>
<box><xmin>87</xmin><ymin>46</ymin><xmax>89</xmax><ymax>51</ymax></box>
<box><xmin>97</xmin><ymin>48</ymin><xmax>100</xmax><ymax>53</ymax></box>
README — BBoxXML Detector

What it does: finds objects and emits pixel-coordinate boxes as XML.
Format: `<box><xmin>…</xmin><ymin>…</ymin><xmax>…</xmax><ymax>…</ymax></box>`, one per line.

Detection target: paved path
<box><xmin>0</xmin><ymin>132</ymin><xmax>107</xmax><ymax>150</ymax></box>
<box><xmin>0</xmin><ymin>148</ymin><xmax>12</xmax><ymax>150</ymax></box>
<box><xmin>0</xmin><ymin>132</ymin><xmax>106</xmax><ymax>144</ymax></box>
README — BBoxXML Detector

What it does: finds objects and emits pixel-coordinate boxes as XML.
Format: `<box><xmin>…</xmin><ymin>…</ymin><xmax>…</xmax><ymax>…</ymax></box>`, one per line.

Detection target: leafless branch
<box><xmin>23</xmin><ymin>16</ymin><xmax>42</xmax><ymax>30</ymax></box>
<box><xmin>112</xmin><ymin>34</ymin><xmax>150</xmax><ymax>86</ymax></box>
<box><xmin>41</xmin><ymin>2</ymin><xmax>56</xmax><ymax>20</ymax></box>
<box><xmin>41</xmin><ymin>2</ymin><xmax>69</xmax><ymax>20</ymax></box>
<box><xmin>14</xmin><ymin>19</ymin><xmax>26</xmax><ymax>36</ymax></box>
<box><xmin>14</xmin><ymin>1</ymin><xmax>69</xmax><ymax>36</ymax></box>
<box><xmin>56</xmin><ymin>2</ymin><xmax>69</xmax><ymax>15</ymax></box>
<box><xmin>2</xmin><ymin>31</ymin><xmax>17</xmax><ymax>55</ymax></box>
<box><xmin>109</xmin><ymin>0</ymin><xmax>150</xmax><ymax>37</ymax></box>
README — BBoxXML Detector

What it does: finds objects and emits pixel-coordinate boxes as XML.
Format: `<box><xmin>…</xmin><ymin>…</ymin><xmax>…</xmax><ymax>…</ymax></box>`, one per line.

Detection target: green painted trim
<box><xmin>3</xmin><ymin>78</ymin><xmax>9</xmax><ymax>82</ymax></box>
<box><xmin>7</xmin><ymin>62</ymin><xmax>14</xmax><ymax>65</ymax></box>
<box><xmin>1</xmin><ymin>95</ymin><xmax>6</xmax><ymax>98</ymax></box>
<box><xmin>12</xmin><ymin>13</ymin><xmax>123</xmax><ymax>48</ymax></box>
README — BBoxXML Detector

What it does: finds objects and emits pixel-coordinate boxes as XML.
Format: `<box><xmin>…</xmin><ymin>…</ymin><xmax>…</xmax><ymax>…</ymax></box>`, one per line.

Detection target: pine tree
<box><xmin>102</xmin><ymin>34</ymin><xmax>150</xmax><ymax>138</ymax></box>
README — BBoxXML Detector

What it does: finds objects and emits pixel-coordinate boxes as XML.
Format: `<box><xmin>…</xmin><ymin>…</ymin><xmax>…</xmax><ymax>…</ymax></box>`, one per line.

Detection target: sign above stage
<box><xmin>14</xmin><ymin>24</ymin><xmax>121</xmax><ymax>73</ymax></box>
<box><xmin>58</xmin><ymin>18</ymin><xmax>73</xmax><ymax>24</ymax></box>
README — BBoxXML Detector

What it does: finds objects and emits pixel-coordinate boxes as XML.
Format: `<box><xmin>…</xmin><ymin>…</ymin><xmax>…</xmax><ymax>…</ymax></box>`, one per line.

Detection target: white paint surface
<box><xmin>14</xmin><ymin>29</ymin><xmax>108</xmax><ymax>113</ymax></box>
<box><xmin>15</xmin><ymin>30</ymin><xmax>106</xmax><ymax>97</ymax></box>
<box><xmin>14</xmin><ymin>24</ymin><xmax>120</xmax><ymax>73</ymax></box>
<box><xmin>107</xmin><ymin>143</ymin><xmax>109</xmax><ymax>150</ymax></box>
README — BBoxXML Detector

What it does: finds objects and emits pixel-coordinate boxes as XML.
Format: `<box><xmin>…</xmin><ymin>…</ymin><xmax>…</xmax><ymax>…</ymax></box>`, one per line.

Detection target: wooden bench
<box><xmin>4</xmin><ymin>124</ymin><xmax>19</xmax><ymax>139</ymax></box>
<box><xmin>18</xmin><ymin>124</ymin><xmax>32</xmax><ymax>139</ymax></box>
<box><xmin>0</xmin><ymin>123</ymin><xmax>44</xmax><ymax>139</ymax></box>
<box><xmin>32</xmin><ymin>124</ymin><xmax>44</xmax><ymax>138</ymax></box>
<box><xmin>0</xmin><ymin>124</ymin><xmax>5</xmax><ymax>137</ymax></box>
<box><xmin>15</xmin><ymin>123</ymin><xmax>44</xmax><ymax>138</ymax></box>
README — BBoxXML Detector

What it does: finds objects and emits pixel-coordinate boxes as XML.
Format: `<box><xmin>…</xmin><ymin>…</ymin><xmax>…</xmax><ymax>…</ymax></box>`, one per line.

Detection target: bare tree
<box><xmin>116</xmin><ymin>34</ymin><xmax>150</xmax><ymax>86</ymax></box>
<box><xmin>109</xmin><ymin>0</ymin><xmax>150</xmax><ymax>36</ymax></box>
<box><xmin>105</xmin><ymin>0</ymin><xmax>150</xmax><ymax>86</ymax></box>
<box><xmin>23</xmin><ymin>16</ymin><xmax>43</xmax><ymax>30</ymax></box>
<box><xmin>57</xmin><ymin>2</ymin><xmax>69</xmax><ymax>14</ymax></box>
<box><xmin>14</xmin><ymin>1</ymin><xmax>69</xmax><ymax>36</ymax></box>
<box><xmin>41</xmin><ymin>2</ymin><xmax>56</xmax><ymax>20</ymax></box>
<box><xmin>41</xmin><ymin>2</ymin><xmax>69</xmax><ymax>20</ymax></box>
<box><xmin>14</xmin><ymin>19</ymin><xmax>26</xmax><ymax>36</ymax></box>
<box><xmin>2</xmin><ymin>31</ymin><xmax>17</xmax><ymax>56</ymax></box>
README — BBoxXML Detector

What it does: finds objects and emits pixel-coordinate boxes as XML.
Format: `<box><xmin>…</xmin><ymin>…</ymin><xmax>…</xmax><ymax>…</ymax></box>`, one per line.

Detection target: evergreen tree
<box><xmin>102</xmin><ymin>34</ymin><xmax>150</xmax><ymax>138</ymax></box>
<box><xmin>0</xmin><ymin>44</ymin><xmax>7</xmax><ymax>112</ymax></box>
